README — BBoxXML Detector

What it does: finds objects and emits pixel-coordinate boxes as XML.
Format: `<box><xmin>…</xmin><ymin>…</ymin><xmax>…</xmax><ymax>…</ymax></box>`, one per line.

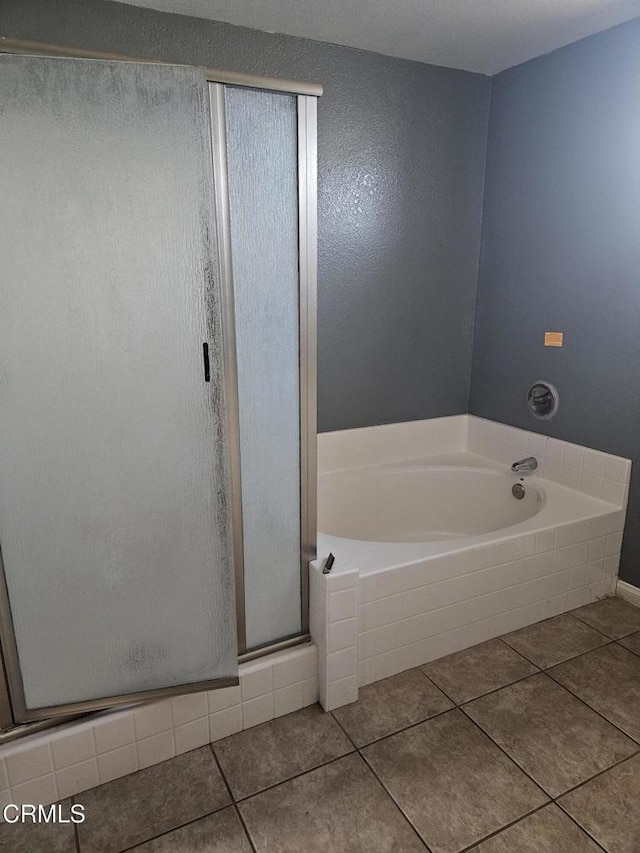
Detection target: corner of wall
<box><xmin>466</xmin><ymin>74</ymin><xmax>495</xmax><ymax>416</ymax></box>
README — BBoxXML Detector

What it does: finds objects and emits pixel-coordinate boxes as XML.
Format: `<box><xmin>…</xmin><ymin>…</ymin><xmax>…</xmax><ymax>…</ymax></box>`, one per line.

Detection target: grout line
<box><xmin>459</xmin><ymin>676</ymin><xmax>640</xmax><ymax>800</ymax></box>
<box><xmin>414</xmin><ymin>665</ymin><xmax>457</xmax><ymax>699</ymax></box>
<box><xmin>232</xmin><ymin>751</ymin><xmax>356</xmax><ymax>806</ymax></box>
<box><xmin>232</xmin><ymin>802</ymin><xmax>259</xmax><ymax>853</ymax></box>
<box><xmin>208</xmin><ymin>745</ymin><xmax>262</xmax><ymax>851</ymax></box>
<box><xmin>616</xmin><ymin>636</ymin><xmax>640</xmax><ymax>658</ymax></box>
<box><xmin>552</xmin><ymin>751</ymin><xmax>640</xmax><ymax>802</ymax></box>
<box><xmin>543</xmin><ymin>668</ymin><xmax>640</xmax><ymax>747</ymax></box>
<box><xmin>458</xmin><ymin>670</ymin><xmax>542</xmax><ymax>705</ymax></box>
<box><xmin>115</xmin><ymin>806</ymin><xmax>233</xmax><ymax>853</ymax></box>
<box><xmin>208</xmin><ymin>744</ymin><xmax>258</xmax><ymax>853</ymax></box>
<box><xmin>337</xmin><ymin>704</ymin><xmax>460</xmax><ymax>751</ymax></box>
<box><xmin>209</xmin><ymin>742</ymin><xmax>236</xmax><ymax>804</ymax></box>
<box><xmin>420</xmin><ymin>661</ymin><xmax>542</xmax><ymax>708</ymax></box>
<box><xmin>497</xmin><ymin>633</ymin><xmax>613</xmax><ymax>673</ymax></box>
<box><xmin>72</xmin><ymin>796</ymin><xmax>81</xmax><ymax>853</ymax></box>
<box><xmin>458</xmin><ymin>706</ymin><xmax>553</xmax><ymax>799</ymax></box>
<box><xmin>555</xmin><ymin>804</ymin><xmax>609</xmax><ymax>853</ymax></box>
<box><xmin>456</xmin><ymin>801</ymin><xmax>550</xmax><ymax>853</ymax></box>
<box><xmin>92</xmin><ymin>748</ymin><xmax>236</xmax><ymax>853</ymax></box>
<box><xmin>356</xmin><ymin>749</ymin><xmax>433</xmax><ymax>853</ymax></box>
<box><xmin>568</xmin><ymin>610</ymin><xmax>629</xmax><ymax>639</ymax></box>
<box><xmin>328</xmin><ymin>710</ymin><xmax>359</xmax><ymax>750</ymax></box>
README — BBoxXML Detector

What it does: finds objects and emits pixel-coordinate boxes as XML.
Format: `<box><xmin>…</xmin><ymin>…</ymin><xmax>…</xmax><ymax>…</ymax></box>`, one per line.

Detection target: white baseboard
<box><xmin>616</xmin><ymin>579</ymin><xmax>640</xmax><ymax>608</ymax></box>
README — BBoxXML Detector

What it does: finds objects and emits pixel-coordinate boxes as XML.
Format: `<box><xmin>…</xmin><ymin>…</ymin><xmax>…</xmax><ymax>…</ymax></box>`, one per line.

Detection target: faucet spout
<box><xmin>511</xmin><ymin>456</ymin><xmax>538</xmax><ymax>473</ymax></box>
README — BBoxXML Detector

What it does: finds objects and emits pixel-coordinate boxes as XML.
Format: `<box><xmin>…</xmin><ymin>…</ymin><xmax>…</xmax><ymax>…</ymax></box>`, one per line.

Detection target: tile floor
<box><xmin>2</xmin><ymin>596</ymin><xmax>640</xmax><ymax>853</ymax></box>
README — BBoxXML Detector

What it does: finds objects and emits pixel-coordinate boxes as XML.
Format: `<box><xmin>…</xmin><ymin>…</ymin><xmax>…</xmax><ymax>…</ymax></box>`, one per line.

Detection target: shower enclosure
<box><xmin>0</xmin><ymin>48</ymin><xmax>318</xmax><ymax>734</ymax></box>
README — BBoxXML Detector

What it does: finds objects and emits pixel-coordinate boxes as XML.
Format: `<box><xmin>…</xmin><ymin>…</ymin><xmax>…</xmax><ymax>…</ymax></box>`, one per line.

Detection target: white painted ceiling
<box><xmin>115</xmin><ymin>0</ymin><xmax>640</xmax><ymax>74</ymax></box>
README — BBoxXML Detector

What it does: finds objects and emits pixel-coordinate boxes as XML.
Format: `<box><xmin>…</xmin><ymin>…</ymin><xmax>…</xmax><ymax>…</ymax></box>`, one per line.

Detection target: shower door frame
<box><xmin>0</xmin><ymin>40</ymin><xmax>319</xmax><ymax>735</ymax></box>
<box><xmin>209</xmin><ymin>82</ymin><xmax>318</xmax><ymax>657</ymax></box>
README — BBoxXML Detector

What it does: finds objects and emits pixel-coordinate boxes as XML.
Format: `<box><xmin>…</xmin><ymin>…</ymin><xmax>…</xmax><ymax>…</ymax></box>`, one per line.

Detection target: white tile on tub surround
<box><xmin>607</xmin><ymin>510</ymin><xmax>626</xmax><ymax>533</ymax></box>
<box><xmin>11</xmin><ymin>774</ymin><xmax>58</xmax><ymax>808</ymax></box>
<box><xmin>579</xmin><ymin>471</ymin><xmax>602</xmax><ymax>498</ymax></box>
<box><xmin>174</xmin><ymin>717</ymin><xmax>210</xmax><ymax>755</ymax></box>
<box><xmin>555</xmin><ymin>525</ymin><xmax>574</xmax><ymax>549</ymax></box>
<box><xmin>134</xmin><ymin>700</ymin><xmax>173</xmax><ymax>740</ymax></box>
<box><xmin>5</xmin><ymin>742</ymin><xmax>53</xmax><ymax>788</ymax></box>
<box><xmin>601</xmin><ymin>479</ymin><xmax>627</xmax><ymax>506</ymax></box>
<box><xmin>559</xmin><ymin>465</ymin><xmax>582</xmax><ymax>491</ymax></box>
<box><xmin>209</xmin><ymin>705</ymin><xmax>243</xmax><ymax>743</ymax></box>
<box><xmin>328</xmin><ymin>618</ymin><xmax>358</xmax><ymax>653</ymax></box>
<box><xmin>208</xmin><ymin>684</ymin><xmax>241</xmax><ymax>714</ymax></box>
<box><xmin>583</xmin><ymin>449</ymin><xmax>608</xmax><ymax>477</ymax></box>
<box><xmin>97</xmin><ymin>744</ymin><xmax>138</xmax><ymax>785</ymax></box>
<box><xmin>49</xmin><ymin>723</ymin><xmax>95</xmax><ymax>770</ymax></box>
<box><xmin>92</xmin><ymin>710</ymin><xmax>135</xmax><ymax>755</ymax></box>
<box><xmin>329</xmin><ymin>588</ymin><xmax>358</xmax><ymax>622</ymax></box>
<box><xmin>604</xmin><ymin>455</ymin><xmax>632</xmax><ymax>484</ymax></box>
<box><xmin>562</xmin><ymin>443</ymin><xmax>584</xmax><ymax>470</ymax></box>
<box><xmin>55</xmin><ymin>758</ymin><xmax>99</xmax><ymax>799</ymax></box>
<box><xmin>526</xmin><ymin>431</ymin><xmax>547</xmax><ymax>458</ymax></box>
<box><xmin>535</xmin><ymin>528</ymin><xmax>556</xmax><ymax>553</ymax></box>
<box><xmin>136</xmin><ymin>730</ymin><xmax>175</xmax><ymax>770</ymax></box>
<box><xmin>170</xmin><ymin>692</ymin><xmax>208</xmax><ymax>728</ymax></box>
<box><xmin>240</xmin><ymin>661</ymin><xmax>274</xmax><ymax>702</ymax></box>
<box><xmin>242</xmin><ymin>694</ymin><xmax>274</xmax><ymax>729</ymax></box>
<box><xmin>317</xmin><ymin>416</ymin><xmax>468</xmax><ymax>473</ymax></box>
<box><xmin>589</xmin><ymin>515</ymin><xmax>609</xmax><ymax>539</ymax></box>
<box><xmin>272</xmin><ymin>647</ymin><xmax>318</xmax><ymax>690</ymax></box>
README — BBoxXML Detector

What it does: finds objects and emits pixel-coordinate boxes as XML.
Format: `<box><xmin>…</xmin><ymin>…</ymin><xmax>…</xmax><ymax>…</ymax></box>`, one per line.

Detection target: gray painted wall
<box><xmin>0</xmin><ymin>0</ymin><xmax>491</xmax><ymax>433</ymax></box>
<box><xmin>470</xmin><ymin>18</ymin><xmax>640</xmax><ymax>586</ymax></box>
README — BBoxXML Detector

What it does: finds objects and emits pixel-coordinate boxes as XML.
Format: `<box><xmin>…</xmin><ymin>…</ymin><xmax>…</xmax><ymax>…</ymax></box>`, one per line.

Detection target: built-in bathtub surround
<box><xmin>0</xmin><ymin>645</ymin><xmax>317</xmax><ymax>811</ymax></box>
<box><xmin>313</xmin><ymin>415</ymin><xmax>630</xmax><ymax>710</ymax></box>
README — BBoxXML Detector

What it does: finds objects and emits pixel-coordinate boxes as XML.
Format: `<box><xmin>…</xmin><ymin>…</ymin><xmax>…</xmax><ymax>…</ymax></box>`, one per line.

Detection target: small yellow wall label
<box><xmin>544</xmin><ymin>331</ymin><xmax>563</xmax><ymax>347</ymax></box>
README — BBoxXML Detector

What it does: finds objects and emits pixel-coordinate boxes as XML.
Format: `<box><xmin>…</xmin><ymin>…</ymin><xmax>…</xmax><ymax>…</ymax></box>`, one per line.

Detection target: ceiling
<box><xmin>115</xmin><ymin>0</ymin><xmax>640</xmax><ymax>75</ymax></box>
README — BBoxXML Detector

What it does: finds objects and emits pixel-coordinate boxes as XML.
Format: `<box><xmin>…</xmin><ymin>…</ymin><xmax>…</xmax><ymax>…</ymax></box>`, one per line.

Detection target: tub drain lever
<box><xmin>323</xmin><ymin>553</ymin><xmax>335</xmax><ymax>574</ymax></box>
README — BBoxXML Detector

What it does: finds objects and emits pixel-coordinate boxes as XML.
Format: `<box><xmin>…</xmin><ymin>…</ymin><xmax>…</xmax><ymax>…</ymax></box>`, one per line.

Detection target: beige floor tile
<box><xmin>77</xmin><ymin>748</ymin><xmax>229</xmax><ymax>853</ymax></box>
<box><xmin>550</xmin><ymin>643</ymin><xmax>640</xmax><ymax>742</ymax></box>
<box><xmin>465</xmin><ymin>673</ymin><xmax>636</xmax><ymax>796</ymax></box>
<box><xmin>214</xmin><ymin>704</ymin><xmax>353</xmax><ymax>800</ymax></box>
<box><xmin>501</xmin><ymin>614</ymin><xmax>608</xmax><ymax>669</ymax></box>
<box><xmin>422</xmin><ymin>638</ymin><xmax>538</xmax><ymax>703</ymax></box>
<box><xmin>571</xmin><ymin>597</ymin><xmax>640</xmax><ymax>639</ymax></box>
<box><xmin>362</xmin><ymin>709</ymin><xmax>547</xmax><ymax>853</ymax></box>
<box><xmin>468</xmin><ymin>804</ymin><xmax>601</xmax><ymax>852</ymax></box>
<box><xmin>129</xmin><ymin>807</ymin><xmax>252</xmax><ymax>852</ymax></box>
<box><xmin>0</xmin><ymin>800</ymin><xmax>76</xmax><ymax>852</ymax></box>
<box><xmin>332</xmin><ymin>668</ymin><xmax>452</xmax><ymax>746</ymax></box>
<box><xmin>560</xmin><ymin>754</ymin><xmax>640</xmax><ymax>853</ymax></box>
<box><xmin>239</xmin><ymin>753</ymin><xmax>426</xmax><ymax>852</ymax></box>
<box><xmin>618</xmin><ymin>631</ymin><xmax>640</xmax><ymax>657</ymax></box>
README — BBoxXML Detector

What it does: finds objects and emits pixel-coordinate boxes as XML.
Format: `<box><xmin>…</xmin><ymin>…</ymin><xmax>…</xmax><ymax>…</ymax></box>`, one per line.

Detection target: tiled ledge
<box><xmin>318</xmin><ymin>415</ymin><xmax>468</xmax><ymax>474</ymax></box>
<box><xmin>467</xmin><ymin>416</ymin><xmax>630</xmax><ymax>507</ymax></box>
<box><xmin>314</xmin><ymin>415</ymin><xmax>632</xmax><ymax>712</ymax></box>
<box><xmin>318</xmin><ymin>414</ymin><xmax>631</xmax><ymax>508</ymax></box>
<box><xmin>0</xmin><ymin>644</ymin><xmax>317</xmax><ymax>810</ymax></box>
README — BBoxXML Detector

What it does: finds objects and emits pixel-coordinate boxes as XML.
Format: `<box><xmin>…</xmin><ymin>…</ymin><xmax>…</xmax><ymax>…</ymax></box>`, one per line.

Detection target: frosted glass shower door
<box><xmin>0</xmin><ymin>55</ymin><xmax>237</xmax><ymax>720</ymax></box>
<box><xmin>223</xmin><ymin>87</ymin><xmax>303</xmax><ymax>649</ymax></box>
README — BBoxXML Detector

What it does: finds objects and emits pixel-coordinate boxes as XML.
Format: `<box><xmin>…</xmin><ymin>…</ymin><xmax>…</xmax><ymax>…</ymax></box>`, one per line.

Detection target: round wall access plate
<box><xmin>528</xmin><ymin>381</ymin><xmax>559</xmax><ymax>420</ymax></box>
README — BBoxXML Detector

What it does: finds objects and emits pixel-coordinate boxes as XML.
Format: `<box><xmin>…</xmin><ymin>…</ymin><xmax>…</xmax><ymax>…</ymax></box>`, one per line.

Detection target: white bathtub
<box><xmin>318</xmin><ymin>451</ymin><xmax>620</xmax><ymax>574</ymax></box>
<box><xmin>311</xmin><ymin>418</ymin><xmax>631</xmax><ymax>712</ymax></box>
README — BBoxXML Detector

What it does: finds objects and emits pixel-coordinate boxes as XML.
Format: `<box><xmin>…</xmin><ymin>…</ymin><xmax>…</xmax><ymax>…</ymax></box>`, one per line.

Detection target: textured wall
<box><xmin>0</xmin><ymin>0</ymin><xmax>491</xmax><ymax>432</ymax></box>
<box><xmin>470</xmin><ymin>18</ymin><xmax>640</xmax><ymax>586</ymax></box>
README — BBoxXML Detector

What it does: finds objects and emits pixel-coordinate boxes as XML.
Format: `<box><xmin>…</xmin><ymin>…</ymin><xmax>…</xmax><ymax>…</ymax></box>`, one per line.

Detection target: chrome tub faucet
<box><xmin>511</xmin><ymin>456</ymin><xmax>538</xmax><ymax>472</ymax></box>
